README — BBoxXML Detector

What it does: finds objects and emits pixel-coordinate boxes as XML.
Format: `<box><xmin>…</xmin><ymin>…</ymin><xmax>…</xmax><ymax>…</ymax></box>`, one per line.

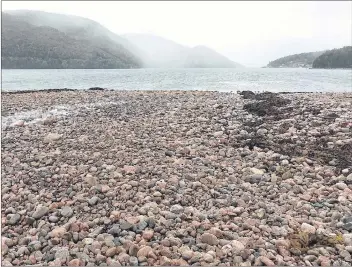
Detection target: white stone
<box><xmin>231</xmin><ymin>240</ymin><xmax>245</xmax><ymax>255</ymax></box>
<box><xmin>301</xmin><ymin>223</ymin><xmax>316</xmax><ymax>234</ymax></box>
<box><xmin>12</xmin><ymin>120</ymin><xmax>25</xmax><ymax>127</ymax></box>
<box><xmin>343</xmin><ymin>234</ymin><xmax>352</xmax><ymax>246</ymax></box>
<box><xmin>257</xmin><ymin>128</ymin><xmax>268</xmax><ymax>135</ymax></box>
<box><xmin>203</xmin><ymin>253</ymin><xmax>214</xmax><ymax>263</ymax></box>
<box><xmin>44</xmin><ymin>133</ymin><xmax>62</xmax><ymax>143</ymax></box>
<box><xmin>213</xmin><ymin>131</ymin><xmax>223</xmax><ymax>137</ymax></box>
<box><xmin>281</xmin><ymin>159</ymin><xmax>289</xmax><ymax>166</ymax></box>
<box><xmin>85</xmin><ymin>174</ymin><xmax>97</xmax><ymax>186</ymax></box>
<box><xmin>336</xmin><ymin>182</ymin><xmax>347</xmax><ymax>190</ymax></box>
<box><xmin>250</xmin><ymin>168</ymin><xmax>264</xmax><ymax>175</ymax></box>
<box><xmin>83</xmin><ymin>238</ymin><xmax>94</xmax><ymax>245</ymax></box>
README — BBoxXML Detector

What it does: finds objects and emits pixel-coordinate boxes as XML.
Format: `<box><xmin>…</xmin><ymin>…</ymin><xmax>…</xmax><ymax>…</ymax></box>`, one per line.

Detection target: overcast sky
<box><xmin>3</xmin><ymin>1</ymin><xmax>352</xmax><ymax>67</ymax></box>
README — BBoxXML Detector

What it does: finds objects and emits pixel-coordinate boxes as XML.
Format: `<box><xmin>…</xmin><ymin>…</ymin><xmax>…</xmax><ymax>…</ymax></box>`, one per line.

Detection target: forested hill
<box><xmin>266</xmin><ymin>51</ymin><xmax>325</xmax><ymax>68</ymax></box>
<box><xmin>1</xmin><ymin>12</ymin><xmax>142</xmax><ymax>69</ymax></box>
<box><xmin>2</xmin><ymin>10</ymin><xmax>243</xmax><ymax>69</ymax></box>
<box><xmin>312</xmin><ymin>46</ymin><xmax>352</xmax><ymax>69</ymax></box>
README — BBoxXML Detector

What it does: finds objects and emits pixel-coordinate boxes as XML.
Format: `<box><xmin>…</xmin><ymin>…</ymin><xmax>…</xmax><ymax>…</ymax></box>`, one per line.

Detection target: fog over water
<box><xmin>3</xmin><ymin>1</ymin><xmax>351</xmax><ymax>67</ymax></box>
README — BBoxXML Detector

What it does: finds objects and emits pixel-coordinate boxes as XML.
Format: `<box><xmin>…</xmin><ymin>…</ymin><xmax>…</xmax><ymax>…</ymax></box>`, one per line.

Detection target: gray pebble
<box><xmin>60</xmin><ymin>206</ymin><xmax>73</xmax><ymax>218</ymax></box>
<box><xmin>88</xmin><ymin>196</ymin><xmax>99</xmax><ymax>206</ymax></box>
<box><xmin>32</xmin><ymin>206</ymin><xmax>49</xmax><ymax>219</ymax></box>
<box><xmin>7</xmin><ymin>214</ymin><xmax>21</xmax><ymax>225</ymax></box>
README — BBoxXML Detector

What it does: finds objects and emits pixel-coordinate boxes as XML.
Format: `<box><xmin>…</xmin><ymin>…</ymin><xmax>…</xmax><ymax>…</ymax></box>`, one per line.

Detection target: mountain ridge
<box><xmin>2</xmin><ymin>10</ymin><xmax>243</xmax><ymax>69</ymax></box>
<box><xmin>1</xmin><ymin>11</ymin><xmax>142</xmax><ymax>69</ymax></box>
<box><xmin>123</xmin><ymin>33</ymin><xmax>244</xmax><ymax>68</ymax></box>
<box><xmin>4</xmin><ymin>9</ymin><xmax>146</xmax><ymax>63</ymax></box>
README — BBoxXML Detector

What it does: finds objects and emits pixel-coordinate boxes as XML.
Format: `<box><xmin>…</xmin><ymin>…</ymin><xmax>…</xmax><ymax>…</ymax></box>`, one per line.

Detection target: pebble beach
<box><xmin>1</xmin><ymin>89</ymin><xmax>352</xmax><ymax>266</ymax></box>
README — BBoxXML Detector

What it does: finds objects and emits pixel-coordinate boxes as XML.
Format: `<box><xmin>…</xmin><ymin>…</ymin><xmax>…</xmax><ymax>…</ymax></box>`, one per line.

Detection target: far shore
<box><xmin>1</xmin><ymin>87</ymin><xmax>347</xmax><ymax>95</ymax></box>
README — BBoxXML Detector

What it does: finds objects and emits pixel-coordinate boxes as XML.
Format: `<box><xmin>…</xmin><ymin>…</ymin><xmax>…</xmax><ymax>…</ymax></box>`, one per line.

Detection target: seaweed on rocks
<box><xmin>308</xmin><ymin>142</ymin><xmax>352</xmax><ymax>173</ymax></box>
<box><xmin>324</xmin><ymin>112</ymin><xmax>340</xmax><ymax>121</ymax></box>
<box><xmin>287</xmin><ymin>230</ymin><xmax>345</xmax><ymax>256</ymax></box>
<box><xmin>88</xmin><ymin>87</ymin><xmax>105</xmax><ymax>91</ymax></box>
<box><xmin>242</xmin><ymin>92</ymin><xmax>292</xmax><ymax>117</ymax></box>
<box><xmin>243</xmin><ymin>137</ymin><xmax>267</xmax><ymax>151</ymax></box>
<box><xmin>238</xmin><ymin>131</ymin><xmax>352</xmax><ymax>173</ymax></box>
<box><xmin>238</xmin><ymin>90</ymin><xmax>256</xmax><ymax>99</ymax></box>
<box><xmin>279</xmin><ymin>91</ymin><xmax>315</xmax><ymax>94</ymax></box>
<box><xmin>243</xmin><ymin>101</ymin><xmax>274</xmax><ymax>116</ymax></box>
<box><xmin>237</xmin><ymin>91</ymin><xmax>352</xmax><ymax>174</ymax></box>
<box><xmin>2</xmin><ymin>88</ymin><xmax>76</xmax><ymax>94</ymax></box>
<box><xmin>253</xmin><ymin>91</ymin><xmax>277</xmax><ymax>101</ymax></box>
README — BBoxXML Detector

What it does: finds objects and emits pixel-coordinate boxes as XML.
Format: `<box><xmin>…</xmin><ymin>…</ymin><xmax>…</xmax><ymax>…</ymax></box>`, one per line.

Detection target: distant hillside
<box><xmin>4</xmin><ymin>10</ymin><xmax>145</xmax><ymax>62</ymax></box>
<box><xmin>123</xmin><ymin>33</ymin><xmax>243</xmax><ymax>68</ymax></box>
<box><xmin>312</xmin><ymin>46</ymin><xmax>352</xmax><ymax>69</ymax></box>
<box><xmin>2</xmin><ymin>10</ymin><xmax>243</xmax><ymax>69</ymax></box>
<box><xmin>185</xmin><ymin>46</ymin><xmax>242</xmax><ymax>68</ymax></box>
<box><xmin>123</xmin><ymin>34</ymin><xmax>188</xmax><ymax>68</ymax></box>
<box><xmin>1</xmin><ymin>11</ymin><xmax>142</xmax><ymax>69</ymax></box>
<box><xmin>267</xmin><ymin>51</ymin><xmax>325</xmax><ymax>68</ymax></box>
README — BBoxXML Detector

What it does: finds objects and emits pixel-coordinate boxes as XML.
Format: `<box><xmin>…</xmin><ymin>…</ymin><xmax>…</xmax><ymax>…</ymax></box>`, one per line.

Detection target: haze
<box><xmin>3</xmin><ymin>1</ymin><xmax>352</xmax><ymax>67</ymax></box>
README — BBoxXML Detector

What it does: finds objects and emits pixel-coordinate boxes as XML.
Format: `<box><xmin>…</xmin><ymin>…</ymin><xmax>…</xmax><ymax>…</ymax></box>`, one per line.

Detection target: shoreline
<box><xmin>1</xmin><ymin>87</ymin><xmax>346</xmax><ymax>95</ymax></box>
<box><xmin>2</xmin><ymin>90</ymin><xmax>352</xmax><ymax>266</ymax></box>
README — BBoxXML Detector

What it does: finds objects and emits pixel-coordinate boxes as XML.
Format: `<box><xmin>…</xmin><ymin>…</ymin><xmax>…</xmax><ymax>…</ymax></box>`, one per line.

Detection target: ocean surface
<box><xmin>2</xmin><ymin>68</ymin><xmax>352</xmax><ymax>92</ymax></box>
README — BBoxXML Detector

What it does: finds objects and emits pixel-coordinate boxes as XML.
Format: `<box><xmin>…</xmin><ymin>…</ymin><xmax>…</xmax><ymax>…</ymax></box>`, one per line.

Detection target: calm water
<box><xmin>2</xmin><ymin>68</ymin><xmax>352</xmax><ymax>92</ymax></box>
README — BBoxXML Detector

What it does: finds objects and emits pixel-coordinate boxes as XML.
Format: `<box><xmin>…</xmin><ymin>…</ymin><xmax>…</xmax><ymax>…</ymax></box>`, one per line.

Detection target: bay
<box><xmin>2</xmin><ymin>68</ymin><xmax>351</xmax><ymax>92</ymax></box>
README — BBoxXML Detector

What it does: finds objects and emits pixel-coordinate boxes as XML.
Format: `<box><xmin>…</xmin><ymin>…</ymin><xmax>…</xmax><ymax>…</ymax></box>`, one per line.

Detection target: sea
<box><xmin>2</xmin><ymin>68</ymin><xmax>352</xmax><ymax>92</ymax></box>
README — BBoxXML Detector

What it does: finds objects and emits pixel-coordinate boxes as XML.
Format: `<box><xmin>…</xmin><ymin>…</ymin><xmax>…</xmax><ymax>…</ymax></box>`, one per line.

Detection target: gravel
<box><xmin>1</xmin><ymin>90</ymin><xmax>352</xmax><ymax>266</ymax></box>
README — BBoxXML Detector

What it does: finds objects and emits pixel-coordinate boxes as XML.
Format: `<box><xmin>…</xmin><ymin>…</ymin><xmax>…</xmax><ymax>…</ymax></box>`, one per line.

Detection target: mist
<box><xmin>3</xmin><ymin>10</ymin><xmax>243</xmax><ymax>69</ymax></box>
<box><xmin>2</xmin><ymin>1</ymin><xmax>351</xmax><ymax>67</ymax></box>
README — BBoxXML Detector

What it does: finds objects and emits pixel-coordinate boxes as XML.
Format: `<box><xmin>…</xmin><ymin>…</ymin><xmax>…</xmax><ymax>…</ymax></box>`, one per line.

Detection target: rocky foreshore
<box><xmin>1</xmin><ymin>90</ymin><xmax>352</xmax><ymax>266</ymax></box>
